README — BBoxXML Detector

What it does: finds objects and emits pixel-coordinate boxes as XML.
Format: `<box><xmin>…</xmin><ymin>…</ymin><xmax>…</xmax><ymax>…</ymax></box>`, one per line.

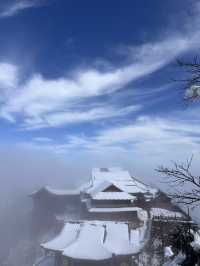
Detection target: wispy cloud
<box><xmin>62</xmin><ymin>115</ymin><xmax>200</xmax><ymax>153</ymax></box>
<box><xmin>20</xmin><ymin>112</ymin><xmax>200</xmax><ymax>177</ymax></box>
<box><xmin>0</xmin><ymin>1</ymin><xmax>200</xmax><ymax>130</ymax></box>
<box><xmin>0</xmin><ymin>0</ymin><xmax>46</xmax><ymax>18</ymax></box>
<box><xmin>33</xmin><ymin>137</ymin><xmax>53</xmax><ymax>142</ymax></box>
<box><xmin>0</xmin><ymin>63</ymin><xmax>18</xmax><ymax>88</ymax></box>
<box><xmin>0</xmin><ymin>34</ymin><xmax>197</xmax><ymax>128</ymax></box>
<box><xmin>14</xmin><ymin>98</ymin><xmax>200</xmax><ymax>186</ymax></box>
<box><xmin>22</xmin><ymin>105</ymin><xmax>141</xmax><ymax>130</ymax></box>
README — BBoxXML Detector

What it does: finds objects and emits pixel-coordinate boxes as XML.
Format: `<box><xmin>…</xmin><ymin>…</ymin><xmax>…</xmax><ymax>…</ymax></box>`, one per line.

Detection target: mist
<box><xmin>0</xmin><ymin>146</ymin><xmax>89</xmax><ymax>265</ymax></box>
<box><xmin>0</xmin><ymin>143</ymin><xmax>199</xmax><ymax>265</ymax></box>
<box><xmin>1</xmin><ymin>144</ymin><xmax>199</xmax><ymax>208</ymax></box>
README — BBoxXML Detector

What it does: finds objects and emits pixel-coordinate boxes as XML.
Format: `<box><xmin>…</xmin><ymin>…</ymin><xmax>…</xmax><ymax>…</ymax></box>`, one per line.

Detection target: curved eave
<box><xmin>29</xmin><ymin>186</ymin><xmax>80</xmax><ymax>197</ymax></box>
<box><xmin>40</xmin><ymin>245</ymin><xmax>63</xmax><ymax>253</ymax></box>
<box><xmin>63</xmin><ymin>255</ymin><xmax>112</xmax><ymax>262</ymax></box>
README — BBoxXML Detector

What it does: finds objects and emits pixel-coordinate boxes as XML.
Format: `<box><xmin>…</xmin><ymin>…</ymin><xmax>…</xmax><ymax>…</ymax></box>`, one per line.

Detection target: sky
<box><xmin>0</xmin><ymin>0</ymin><xmax>200</xmax><ymax>190</ymax></box>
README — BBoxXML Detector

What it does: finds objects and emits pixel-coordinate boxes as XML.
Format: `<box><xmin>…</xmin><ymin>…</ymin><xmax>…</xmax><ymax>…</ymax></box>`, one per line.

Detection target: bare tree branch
<box><xmin>156</xmin><ymin>156</ymin><xmax>200</xmax><ymax>205</ymax></box>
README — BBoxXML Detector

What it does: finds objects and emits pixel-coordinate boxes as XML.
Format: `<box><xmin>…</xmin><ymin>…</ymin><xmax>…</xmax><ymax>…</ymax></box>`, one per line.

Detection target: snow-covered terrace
<box><xmin>41</xmin><ymin>223</ymin><xmax>80</xmax><ymax>252</ymax></box>
<box><xmin>63</xmin><ymin>223</ymin><xmax>111</xmax><ymax>261</ymax></box>
<box><xmin>103</xmin><ymin>222</ymin><xmax>146</xmax><ymax>255</ymax></box>
<box><xmin>42</xmin><ymin>219</ymin><xmax>149</xmax><ymax>261</ymax></box>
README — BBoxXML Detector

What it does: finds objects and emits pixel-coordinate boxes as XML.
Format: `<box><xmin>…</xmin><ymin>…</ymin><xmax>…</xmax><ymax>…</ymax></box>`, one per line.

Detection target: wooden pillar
<box><xmin>54</xmin><ymin>254</ymin><xmax>57</xmax><ymax>266</ymax></box>
<box><xmin>55</xmin><ymin>252</ymin><xmax>62</xmax><ymax>266</ymax></box>
<box><xmin>111</xmin><ymin>254</ymin><xmax>115</xmax><ymax>266</ymax></box>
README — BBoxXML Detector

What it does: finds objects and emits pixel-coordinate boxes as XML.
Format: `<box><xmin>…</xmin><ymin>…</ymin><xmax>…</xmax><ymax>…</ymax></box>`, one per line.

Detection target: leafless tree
<box><xmin>156</xmin><ymin>57</ymin><xmax>200</xmax><ymax>206</ymax></box>
<box><xmin>156</xmin><ymin>156</ymin><xmax>200</xmax><ymax>206</ymax></box>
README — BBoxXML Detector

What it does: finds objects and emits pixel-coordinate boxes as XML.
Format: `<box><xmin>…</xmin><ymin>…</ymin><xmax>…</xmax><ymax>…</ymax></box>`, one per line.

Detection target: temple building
<box><xmin>31</xmin><ymin>168</ymin><xmax>188</xmax><ymax>266</ymax></box>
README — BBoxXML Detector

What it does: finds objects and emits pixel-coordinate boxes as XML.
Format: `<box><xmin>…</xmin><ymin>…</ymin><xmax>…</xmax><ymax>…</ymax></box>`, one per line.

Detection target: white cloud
<box><xmin>1</xmin><ymin>1</ymin><xmax>200</xmax><ymax>129</ymax></box>
<box><xmin>0</xmin><ymin>0</ymin><xmax>45</xmax><ymax>18</ymax></box>
<box><xmin>0</xmin><ymin>63</ymin><xmax>18</xmax><ymax>88</ymax></box>
<box><xmin>64</xmin><ymin>115</ymin><xmax>200</xmax><ymax>154</ymax></box>
<box><xmin>22</xmin><ymin>105</ymin><xmax>141</xmax><ymax>129</ymax></box>
<box><xmin>21</xmin><ymin>110</ymin><xmax>200</xmax><ymax>160</ymax></box>
<box><xmin>33</xmin><ymin>137</ymin><xmax>53</xmax><ymax>142</ymax></box>
<box><xmin>0</xmin><ymin>34</ymin><xmax>197</xmax><ymax>128</ymax></box>
<box><xmin>18</xmin><ymin>112</ymin><xmax>200</xmax><ymax>188</ymax></box>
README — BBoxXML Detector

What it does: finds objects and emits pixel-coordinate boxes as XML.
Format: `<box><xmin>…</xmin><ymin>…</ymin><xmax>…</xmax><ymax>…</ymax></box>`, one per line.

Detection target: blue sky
<box><xmin>0</xmin><ymin>0</ymin><xmax>200</xmax><ymax>182</ymax></box>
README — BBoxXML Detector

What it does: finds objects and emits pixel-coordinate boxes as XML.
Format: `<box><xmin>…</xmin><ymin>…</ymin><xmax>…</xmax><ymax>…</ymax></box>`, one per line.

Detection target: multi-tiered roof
<box><xmin>82</xmin><ymin>168</ymin><xmax>158</xmax><ymax>215</ymax></box>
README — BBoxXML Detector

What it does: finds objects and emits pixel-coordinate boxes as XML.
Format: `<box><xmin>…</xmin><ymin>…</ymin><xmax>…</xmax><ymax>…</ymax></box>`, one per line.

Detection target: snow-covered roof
<box><xmin>89</xmin><ymin>207</ymin><xmax>142</xmax><ymax>213</ymax></box>
<box><xmin>84</xmin><ymin>168</ymin><xmax>158</xmax><ymax>198</ymax></box>
<box><xmin>63</xmin><ymin>223</ymin><xmax>112</xmax><ymax>261</ymax></box>
<box><xmin>31</xmin><ymin>186</ymin><xmax>81</xmax><ymax>197</ymax></box>
<box><xmin>92</xmin><ymin>167</ymin><xmax>132</xmax><ymax>182</ymax></box>
<box><xmin>41</xmin><ymin>223</ymin><xmax>80</xmax><ymax>251</ymax></box>
<box><xmin>86</xmin><ymin>180</ymin><xmax>114</xmax><ymax>195</ymax></box>
<box><xmin>151</xmin><ymin>208</ymin><xmax>184</xmax><ymax>219</ymax></box>
<box><xmin>92</xmin><ymin>192</ymin><xmax>136</xmax><ymax>200</ymax></box>
<box><xmin>113</xmin><ymin>179</ymin><xmax>158</xmax><ymax>196</ymax></box>
<box><xmin>42</xmin><ymin>220</ymin><xmax>148</xmax><ymax>260</ymax></box>
<box><xmin>104</xmin><ymin>222</ymin><xmax>145</xmax><ymax>255</ymax></box>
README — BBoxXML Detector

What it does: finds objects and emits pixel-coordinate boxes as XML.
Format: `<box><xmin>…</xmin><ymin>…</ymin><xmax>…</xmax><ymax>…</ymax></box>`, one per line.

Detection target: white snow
<box><xmin>113</xmin><ymin>179</ymin><xmax>158</xmax><ymax>196</ymax></box>
<box><xmin>92</xmin><ymin>167</ymin><xmax>132</xmax><ymax>182</ymax></box>
<box><xmin>45</xmin><ymin>186</ymin><xmax>80</xmax><ymax>195</ymax></box>
<box><xmin>63</xmin><ymin>223</ymin><xmax>112</xmax><ymax>261</ymax></box>
<box><xmin>41</xmin><ymin>223</ymin><xmax>80</xmax><ymax>251</ymax></box>
<box><xmin>191</xmin><ymin>230</ymin><xmax>200</xmax><ymax>251</ymax></box>
<box><xmin>137</xmin><ymin>209</ymin><xmax>148</xmax><ymax>221</ymax></box>
<box><xmin>31</xmin><ymin>186</ymin><xmax>81</xmax><ymax>196</ymax></box>
<box><xmin>89</xmin><ymin>207</ymin><xmax>142</xmax><ymax>213</ymax></box>
<box><xmin>92</xmin><ymin>191</ymin><xmax>135</xmax><ymax>200</ymax></box>
<box><xmin>84</xmin><ymin>168</ymin><xmax>158</xmax><ymax>198</ymax></box>
<box><xmin>87</xmin><ymin>180</ymin><xmax>113</xmax><ymax>195</ymax></box>
<box><xmin>151</xmin><ymin>208</ymin><xmax>183</xmax><ymax>218</ymax></box>
<box><xmin>185</xmin><ymin>84</ymin><xmax>200</xmax><ymax>100</ymax></box>
<box><xmin>42</xmin><ymin>220</ymin><xmax>148</xmax><ymax>260</ymax></box>
<box><xmin>104</xmin><ymin>223</ymin><xmax>136</xmax><ymax>255</ymax></box>
<box><xmin>163</xmin><ymin>252</ymin><xmax>185</xmax><ymax>266</ymax></box>
<box><xmin>164</xmin><ymin>246</ymin><xmax>174</xmax><ymax>258</ymax></box>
